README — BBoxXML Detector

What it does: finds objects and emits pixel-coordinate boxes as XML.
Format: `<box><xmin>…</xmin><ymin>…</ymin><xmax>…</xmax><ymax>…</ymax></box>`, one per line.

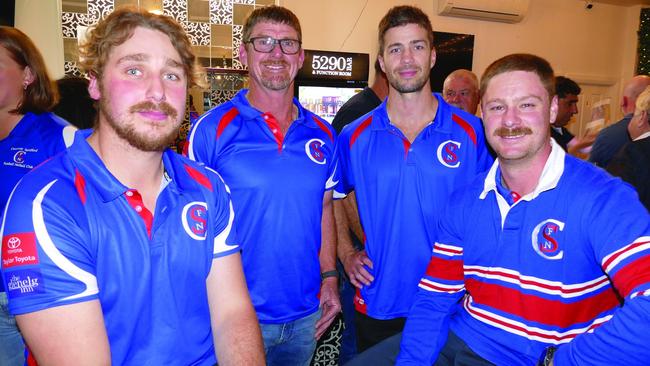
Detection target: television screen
<box><xmin>298</xmin><ymin>86</ymin><xmax>364</xmax><ymax>123</ymax></box>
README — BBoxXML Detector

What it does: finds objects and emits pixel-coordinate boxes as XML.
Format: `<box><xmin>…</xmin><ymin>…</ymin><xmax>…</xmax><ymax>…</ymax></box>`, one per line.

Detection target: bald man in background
<box><xmin>589</xmin><ymin>75</ymin><xmax>650</xmax><ymax>167</ymax></box>
<box><xmin>442</xmin><ymin>69</ymin><xmax>479</xmax><ymax>115</ymax></box>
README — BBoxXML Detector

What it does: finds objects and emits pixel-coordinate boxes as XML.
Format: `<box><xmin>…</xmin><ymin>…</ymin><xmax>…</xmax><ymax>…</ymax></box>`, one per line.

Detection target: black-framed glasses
<box><xmin>246</xmin><ymin>37</ymin><xmax>302</xmax><ymax>55</ymax></box>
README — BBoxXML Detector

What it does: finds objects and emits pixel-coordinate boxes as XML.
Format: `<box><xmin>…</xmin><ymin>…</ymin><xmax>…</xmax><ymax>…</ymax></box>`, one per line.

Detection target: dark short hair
<box><xmin>242</xmin><ymin>6</ymin><xmax>302</xmax><ymax>42</ymax></box>
<box><xmin>480</xmin><ymin>53</ymin><xmax>555</xmax><ymax>99</ymax></box>
<box><xmin>377</xmin><ymin>5</ymin><xmax>434</xmax><ymax>56</ymax></box>
<box><xmin>555</xmin><ymin>76</ymin><xmax>581</xmax><ymax>98</ymax></box>
<box><xmin>53</xmin><ymin>77</ymin><xmax>97</xmax><ymax>129</ymax></box>
<box><xmin>79</xmin><ymin>6</ymin><xmax>204</xmax><ymax>88</ymax></box>
<box><xmin>0</xmin><ymin>26</ymin><xmax>58</xmax><ymax>114</ymax></box>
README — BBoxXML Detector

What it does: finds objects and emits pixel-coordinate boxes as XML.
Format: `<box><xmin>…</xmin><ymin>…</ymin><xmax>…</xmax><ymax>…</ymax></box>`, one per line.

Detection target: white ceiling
<box><xmin>590</xmin><ymin>0</ymin><xmax>650</xmax><ymax>6</ymax></box>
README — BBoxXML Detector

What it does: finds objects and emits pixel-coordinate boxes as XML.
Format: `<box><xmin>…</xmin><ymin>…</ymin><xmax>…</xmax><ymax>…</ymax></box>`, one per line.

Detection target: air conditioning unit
<box><xmin>437</xmin><ymin>0</ymin><xmax>529</xmax><ymax>23</ymax></box>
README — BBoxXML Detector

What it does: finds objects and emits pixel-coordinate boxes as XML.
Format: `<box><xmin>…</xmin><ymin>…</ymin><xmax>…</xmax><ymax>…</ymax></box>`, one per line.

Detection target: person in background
<box><xmin>187</xmin><ymin>6</ymin><xmax>340</xmax><ymax>366</ymax></box>
<box><xmin>397</xmin><ymin>53</ymin><xmax>650</xmax><ymax>366</ymax></box>
<box><xmin>551</xmin><ymin>76</ymin><xmax>595</xmax><ymax>156</ymax></box>
<box><xmin>0</xmin><ymin>8</ymin><xmax>263</xmax><ymax>365</ymax></box>
<box><xmin>332</xmin><ymin>59</ymin><xmax>388</xmax><ymax>134</ymax></box>
<box><xmin>0</xmin><ymin>26</ymin><xmax>75</xmax><ymax>366</ymax></box>
<box><xmin>53</xmin><ymin>76</ymin><xmax>97</xmax><ymax>129</ymax></box>
<box><xmin>607</xmin><ymin>85</ymin><xmax>650</xmax><ymax>210</ymax></box>
<box><xmin>442</xmin><ymin>69</ymin><xmax>479</xmax><ymax>115</ymax></box>
<box><xmin>589</xmin><ymin>74</ymin><xmax>650</xmax><ymax>167</ymax></box>
<box><xmin>335</xmin><ymin>5</ymin><xmax>492</xmax><ymax>360</ymax></box>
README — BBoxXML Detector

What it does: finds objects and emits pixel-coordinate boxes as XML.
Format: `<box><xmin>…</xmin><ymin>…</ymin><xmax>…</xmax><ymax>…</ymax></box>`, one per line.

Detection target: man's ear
<box><xmin>88</xmin><ymin>74</ymin><xmax>101</xmax><ymax>100</ymax></box>
<box><xmin>549</xmin><ymin>95</ymin><xmax>559</xmax><ymax>125</ymax></box>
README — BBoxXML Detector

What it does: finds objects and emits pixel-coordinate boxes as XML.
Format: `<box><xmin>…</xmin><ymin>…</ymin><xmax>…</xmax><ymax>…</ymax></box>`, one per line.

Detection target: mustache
<box><xmin>493</xmin><ymin>127</ymin><xmax>533</xmax><ymax>137</ymax></box>
<box><xmin>129</xmin><ymin>101</ymin><xmax>178</xmax><ymax>119</ymax></box>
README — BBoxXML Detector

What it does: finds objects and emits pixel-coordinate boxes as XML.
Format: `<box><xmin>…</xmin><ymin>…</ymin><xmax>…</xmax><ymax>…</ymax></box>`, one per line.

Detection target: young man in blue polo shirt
<box><xmin>0</xmin><ymin>8</ymin><xmax>263</xmax><ymax>365</ymax></box>
<box><xmin>398</xmin><ymin>53</ymin><xmax>650</xmax><ymax>366</ymax></box>
<box><xmin>335</xmin><ymin>5</ymin><xmax>492</xmax><ymax>357</ymax></box>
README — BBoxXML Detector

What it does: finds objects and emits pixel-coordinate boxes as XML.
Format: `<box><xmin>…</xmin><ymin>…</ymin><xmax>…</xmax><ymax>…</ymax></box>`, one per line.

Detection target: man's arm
<box><xmin>207</xmin><ymin>252</ymin><xmax>264</xmax><ymax>365</ymax></box>
<box><xmin>16</xmin><ymin>301</ymin><xmax>110</xmax><ymax>365</ymax></box>
<box><xmin>334</xmin><ymin>191</ymin><xmax>374</xmax><ymax>288</ymax></box>
<box><xmin>315</xmin><ymin>191</ymin><xmax>342</xmax><ymax>339</ymax></box>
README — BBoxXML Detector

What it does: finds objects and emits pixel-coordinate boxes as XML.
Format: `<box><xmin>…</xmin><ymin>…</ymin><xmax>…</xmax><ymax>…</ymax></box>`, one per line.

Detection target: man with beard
<box><xmin>397</xmin><ymin>54</ymin><xmax>650</xmax><ymax>366</ymax></box>
<box><xmin>187</xmin><ymin>6</ymin><xmax>340</xmax><ymax>366</ymax></box>
<box><xmin>0</xmin><ymin>8</ymin><xmax>263</xmax><ymax>365</ymax></box>
<box><xmin>335</xmin><ymin>5</ymin><xmax>492</xmax><ymax>354</ymax></box>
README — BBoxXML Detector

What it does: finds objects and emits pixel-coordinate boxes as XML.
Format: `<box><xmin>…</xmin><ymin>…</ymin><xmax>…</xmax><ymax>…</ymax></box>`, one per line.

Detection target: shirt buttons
<box><xmin>126</xmin><ymin>191</ymin><xmax>133</xmax><ymax>197</ymax></box>
<box><xmin>135</xmin><ymin>205</ymin><xmax>142</xmax><ymax>212</ymax></box>
<box><xmin>272</xmin><ymin>129</ymin><xmax>277</xmax><ymax>133</ymax></box>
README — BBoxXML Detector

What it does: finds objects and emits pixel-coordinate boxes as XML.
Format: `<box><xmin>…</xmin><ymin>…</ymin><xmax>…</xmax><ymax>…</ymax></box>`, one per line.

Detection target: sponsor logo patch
<box><xmin>305</xmin><ymin>138</ymin><xmax>327</xmax><ymax>165</ymax></box>
<box><xmin>182</xmin><ymin>202</ymin><xmax>208</xmax><ymax>240</ymax></box>
<box><xmin>5</xmin><ymin>269</ymin><xmax>45</xmax><ymax>298</ymax></box>
<box><xmin>2</xmin><ymin>233</ymin><xmax>39</xmax><ymax>268</ymax></box>
<box><xmin>436</xmin><ymin>140</ymin><xmax>462</xmax><ymax>168</ymax></box>
<box><xmin>531</xmin><ymin>219</ymin><xmax>565</xmax><ymax>260</ymax></box>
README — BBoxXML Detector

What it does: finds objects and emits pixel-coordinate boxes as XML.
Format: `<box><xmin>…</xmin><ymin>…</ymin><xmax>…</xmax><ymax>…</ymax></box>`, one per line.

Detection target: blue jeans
<box><xmin>260</xmin><ymin>309</ymin><xmax>320</xmax><ymax>366</ymax></box>
<box><xmin>0</xmin><ymin>292</ymin><xmax>25</xmax><ymax>366</ymax></box>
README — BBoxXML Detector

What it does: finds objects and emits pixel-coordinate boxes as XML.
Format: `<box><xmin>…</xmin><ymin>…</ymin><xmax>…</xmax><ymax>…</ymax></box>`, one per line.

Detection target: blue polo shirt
<box><xmin>0</xmin><ymin>112</ymin><xmax>75</xmax><ymax>293</ymax></box>
<box><xmin>187</xmin><ymin>89</ymin><xmax>339</xmax><ymax>323</ymax></box>
<box><xmin>335</xmin><ymin>94</ymin><xmax>492</xmax><ymax>319</ymax></box>
<box><xmin>1</xmin><ymin>130</ymin><xmax>239</xmax><ymax>365</ymax></box>
<box><xmin>398</xmin><ymin>140</ymin><xmax>650</xmax><ymax>365</ymax></box>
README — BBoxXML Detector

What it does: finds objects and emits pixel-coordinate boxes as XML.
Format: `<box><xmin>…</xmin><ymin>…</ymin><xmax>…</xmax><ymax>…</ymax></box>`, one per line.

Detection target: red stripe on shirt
<box><xmin>216</xmin><ymin>107</ymin><xmax>239</xmax><ymax>138</ymax></box>
<box><xmin>434</xmin><ymin>243</ymin><xmax>463</xmax><ymax>256</ymax></box>
<box><xmin>74</xmin><ymin>169</ymin><xmax>86</xmax><ymax>205</ymax></box>
<box><xmin>312</xmin><ymin>115</ymin><xmax>334</xmax><ymax>142</ymax></box>
<box><xmin>425</xmin><ymin>256</ymin><xmax>464</xmax><ymax>281</ymax></box>
<box><xmin>602</xmin><ymin>239</ymin><xmax>650</xmax><ymax>272</ymax></box>
<box><xmin>451</xmin><ymin>114</ymin><xmax>477</xmax><ymax>146</ymax></box>
<box><xmin>611</xmin><ymin>253</ymin><xmax>650</xmax><ymax>297</ymax></box>
<box><xmin>184</xmin><ymin>164</ymin><xmax>213</xmax><ymax>191</ymax></box>
<box><xmin>350</xmin><ymin>116</ymin><xmax>373</xmax><ymax>149</ymax></box>
<box><xmin>467</xmin><ymin>267</ymin><xmax>610</xmax><ymax>295</ymax></box>
<box><xmin>465</xmin><ymin>278</ymin><xmax>620</xmax><ymax>328</ymax></box>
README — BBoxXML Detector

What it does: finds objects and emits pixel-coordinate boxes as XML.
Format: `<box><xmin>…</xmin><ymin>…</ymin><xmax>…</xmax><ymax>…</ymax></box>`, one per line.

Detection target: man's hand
<box><xmin>341</xmin><ymin>250</ymin><xmax>374</xmax><ymax>288</ymax></box>
<box><xmin>314</xmin><ymin>277</ymin><xmax>341</xmax><ymax>339</ymax></box>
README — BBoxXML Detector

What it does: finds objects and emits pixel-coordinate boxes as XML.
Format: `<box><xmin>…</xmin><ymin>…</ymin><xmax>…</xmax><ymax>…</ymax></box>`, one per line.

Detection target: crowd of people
<box><xmin>1</xmin><ymin>3</ymin><xmax>649</xmax><ymax>366</ymax></box>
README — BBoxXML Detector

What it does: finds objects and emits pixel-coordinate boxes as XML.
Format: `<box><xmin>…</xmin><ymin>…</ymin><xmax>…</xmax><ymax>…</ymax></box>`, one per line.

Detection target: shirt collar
<box><xmin>230</xmin><ymin>88</ymin><xmax>317</xmax><ymax>128</ymax></box>
<box><xmin>480</xmin><ymin>138</ymin><xmax>565</xmax><ymax>202</ymax></box>
<box><xmin>69</xmin><ymin>129</ymin><xmax>183</xmax><ymax>202</ymax></box>
<box><xmin>633</xmin><ymin>130</ymin><xmax>650</xmax><ymax>141</ymax></box>
<box><xmin>370</xmin><ymin>93</ymin><xmax>457</xmax><ymax>134</ymax></box>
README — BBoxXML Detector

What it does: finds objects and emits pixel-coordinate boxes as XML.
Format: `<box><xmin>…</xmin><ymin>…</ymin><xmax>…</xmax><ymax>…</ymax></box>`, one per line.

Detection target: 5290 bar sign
<box><xmin>297</xmin><ymin>50</ymin><xmax>369</xmax><ymax>82</ymax></box>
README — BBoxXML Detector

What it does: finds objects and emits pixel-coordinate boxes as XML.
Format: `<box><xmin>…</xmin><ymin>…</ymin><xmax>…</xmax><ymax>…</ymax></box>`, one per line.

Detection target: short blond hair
<box><xmin>79</xmin><ymin>6</ymin><xmax>205</xmax><ymax>88</ymax></box>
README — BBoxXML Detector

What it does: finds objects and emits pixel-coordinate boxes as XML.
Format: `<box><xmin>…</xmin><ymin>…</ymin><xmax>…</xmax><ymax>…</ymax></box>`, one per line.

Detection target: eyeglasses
<box><xmin>246</xmin><ymin>37</ymin><xmax>302</xmax><ymax>55</ymax></box>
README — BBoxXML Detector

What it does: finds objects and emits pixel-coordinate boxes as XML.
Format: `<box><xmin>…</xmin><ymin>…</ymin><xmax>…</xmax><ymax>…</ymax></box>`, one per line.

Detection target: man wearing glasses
<box><xmin>187</xmin><ymin>6</ymin><xmax>340</xmax><ymax>366</ymax></box>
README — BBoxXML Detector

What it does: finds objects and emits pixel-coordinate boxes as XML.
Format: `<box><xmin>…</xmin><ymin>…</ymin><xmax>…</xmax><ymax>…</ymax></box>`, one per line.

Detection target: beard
<box><xmin>387</xmin><ymin>66</ymin><xmax>429</xmax><ymax>94</ymax></box>
<box><xmin>99</xmin><ymin>98</ymin><xmax>180</xmax><ymax>152</ymax></box>
<box><xmin>259</xmin><ymin>60</ymin><xmax>293</xmax><ymax>91</ymax></box>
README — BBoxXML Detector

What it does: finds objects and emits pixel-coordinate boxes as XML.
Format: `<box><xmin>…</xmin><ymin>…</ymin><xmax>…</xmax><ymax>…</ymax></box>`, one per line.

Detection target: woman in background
<box><xmin>0</xmin><ymin>26</ymin><xmax>75</xmax><ymax>366</ymax></box>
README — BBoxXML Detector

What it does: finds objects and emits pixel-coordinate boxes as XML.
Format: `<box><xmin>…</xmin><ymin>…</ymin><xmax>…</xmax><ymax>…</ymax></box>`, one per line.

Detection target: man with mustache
<box><xmin>187</xmin><ymin>6</ymin><xmax>340</xmax><ymax>365</ymax></box>
<box><xmin>397</xmin><ymin>54</ymin><xmax>650</xmax><ymax>366</ymax></box>
<box><xmin>0</xmin><ymin>8</ymin><xmax>263</xmax><ymax>365</ymax></box>
<box><xmin>335</xmin><ymin>5</ymin><xmax>492</xmax><ymax>355</ymax></box>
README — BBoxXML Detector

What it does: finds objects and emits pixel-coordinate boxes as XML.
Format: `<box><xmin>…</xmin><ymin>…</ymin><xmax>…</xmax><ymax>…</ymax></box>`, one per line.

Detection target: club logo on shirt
<box><xmin>436</xmin><ymin>140</ymin><xmax>461</xmax><ymax>168</ymax></box>
<box><xmin>182</xmin><ymin>202</ymin><xmax>208</xmax><ymax>241</ymax></box>
<box><xmin>2</xmin><ymin>233</ymin><xmax>39</xmax><ymax>268</ymax></box>
<box><xmin>531</xmin><ymin>219</ymin><xmax>565</xmax><ymax>260</ymax></box>
<box><xmin>305</xmin><ymin>138</ymin><xmax>327</xmax><ymax>165</ymax></box>
<box><xmin>13</xmin><ymin>150</ymin><xmax>26</xmax><ymax>164</ymax></box>
<box><xmin>5</xmin><ymin>269</ymin><xmax>45</xmax><ymax>298</ymax></box>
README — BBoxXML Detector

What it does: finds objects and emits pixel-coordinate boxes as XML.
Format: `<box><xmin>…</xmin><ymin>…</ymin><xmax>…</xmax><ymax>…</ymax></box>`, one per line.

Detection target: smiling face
<box><xmin>88</xmin><ymin>26</ymin><xmax>187</xmax><ymax>152</ymax></box>
<box><xmin>378</xmin><ymin>23</ymin><xmax>435</xmax><ymax>95</ymax></box>
<box><xmin>239</xmin><ymin>21</ymin><xmax>304</xmax><ymax>92</ymax></box>
<box><xmin>481</xmin><ymin>70</ymin><xmax>558</xmax><ymax>166</ymax></box>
